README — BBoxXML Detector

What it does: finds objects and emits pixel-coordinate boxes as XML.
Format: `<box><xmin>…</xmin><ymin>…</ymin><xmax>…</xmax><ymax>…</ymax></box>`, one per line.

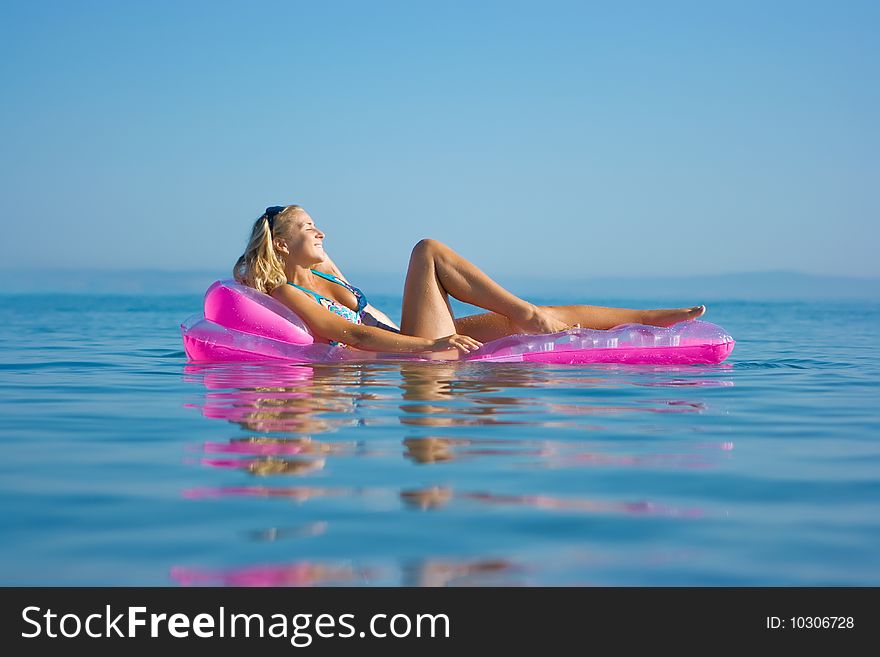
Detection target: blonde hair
<box><xmin>233</xmin><ymin>205</ymin><xmax>305</xmax><ymax>293</ymax></box>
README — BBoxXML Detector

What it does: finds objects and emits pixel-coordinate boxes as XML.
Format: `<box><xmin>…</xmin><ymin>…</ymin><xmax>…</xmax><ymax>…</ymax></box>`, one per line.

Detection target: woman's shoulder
<box><xmin>270</xmin><ymin>282</ymin><xmax>298</xmax><ymax>301</ymax></box>
<box><xmin>270</xmin><ymin>282</ymin><xmax>327</xmax><ymax>319</ymax></box>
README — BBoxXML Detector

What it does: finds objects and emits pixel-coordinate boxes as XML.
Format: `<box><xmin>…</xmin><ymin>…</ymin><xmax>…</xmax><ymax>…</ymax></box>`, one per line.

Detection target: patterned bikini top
<box><xmin>287</xmin><ymin>270</ymin><xmax>369</xmax><ymax>345</ymax></box>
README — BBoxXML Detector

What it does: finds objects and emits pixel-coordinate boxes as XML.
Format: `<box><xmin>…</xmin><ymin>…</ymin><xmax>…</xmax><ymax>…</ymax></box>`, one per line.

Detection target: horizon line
<box><xmin>1</xmin><ymin>267</ymin><xmax>878</xmax><ymax>280</ymax></box>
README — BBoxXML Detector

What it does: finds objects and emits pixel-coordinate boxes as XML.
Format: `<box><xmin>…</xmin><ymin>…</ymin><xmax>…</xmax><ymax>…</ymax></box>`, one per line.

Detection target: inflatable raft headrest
<box><xmin>203</xmin><ymin>280</ymin><xmax>315</xmax><ymax>346</ymax></box>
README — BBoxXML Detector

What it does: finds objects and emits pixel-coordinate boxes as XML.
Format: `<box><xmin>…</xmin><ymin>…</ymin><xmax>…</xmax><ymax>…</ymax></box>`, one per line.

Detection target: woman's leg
<box><xmin>400</xmin><ymin>239</ymin><xmax>537</xmax><ymax>339</ymax></box>
<box><xmin>400</xmin><ymin>238</ymin><xmax>704</xmax><ymax>341</ymax></box>
<box><xmin>454</xmin><ymin>305</ymin><xmax>706</xmax><ymax>343</ymax></box>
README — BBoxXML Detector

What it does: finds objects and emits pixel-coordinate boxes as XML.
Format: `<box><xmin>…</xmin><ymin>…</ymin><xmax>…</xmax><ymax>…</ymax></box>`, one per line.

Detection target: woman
<box><xmin>233</xmin><ymin>205</ymin><xmax>706</xmax><ymax>356</ymax></box>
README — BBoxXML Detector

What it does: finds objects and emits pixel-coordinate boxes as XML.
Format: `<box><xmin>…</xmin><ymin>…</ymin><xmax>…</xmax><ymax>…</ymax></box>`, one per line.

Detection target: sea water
<box><xmin>1</xmin><ymin>294</ymin><xmax>878</xmax><ymax>585</ymax></box>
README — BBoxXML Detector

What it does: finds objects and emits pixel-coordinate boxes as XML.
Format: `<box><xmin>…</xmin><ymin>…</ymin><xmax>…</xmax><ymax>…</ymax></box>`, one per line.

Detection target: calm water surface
<box><xmin>1</xmin><ymin>295</ymin><xmax>878</xmax><ymax>585</ymax></box>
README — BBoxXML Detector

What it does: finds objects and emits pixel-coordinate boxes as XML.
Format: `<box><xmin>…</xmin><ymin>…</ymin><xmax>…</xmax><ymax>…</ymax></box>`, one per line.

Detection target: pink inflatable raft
<box><xmin>181</xmin><ymin>280</ymin><xmax>735</xmax><ymax>365</ymax></box>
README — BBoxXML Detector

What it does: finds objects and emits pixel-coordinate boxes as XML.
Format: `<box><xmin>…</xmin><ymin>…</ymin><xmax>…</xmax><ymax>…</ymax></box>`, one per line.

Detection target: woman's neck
<box><xmin>285</xmin><ymin>263</ymin><xmax>316</xmax><ymax>286</ymax></box>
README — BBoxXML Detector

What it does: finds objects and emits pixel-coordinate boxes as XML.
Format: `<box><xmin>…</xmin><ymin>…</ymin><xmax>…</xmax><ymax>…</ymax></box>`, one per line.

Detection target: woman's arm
<box><xmin>315</xmin><ymin>253</ymin><xmax>401</xmax><ymax>330</ymax></box>
<box><xmin>270</xmin><ymin>284</ymin><xmax>480</xmax><ymax>354</ymax></box>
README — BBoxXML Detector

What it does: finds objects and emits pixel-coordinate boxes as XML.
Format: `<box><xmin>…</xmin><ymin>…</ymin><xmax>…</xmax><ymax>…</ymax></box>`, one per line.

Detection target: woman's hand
<box><xmin>428</xmin><ymin>334</ymin><xmax>484</xmax><ymax>354</ymax></box>
<box><xmin>514</xmin><ymin>305</ymin><xmax>580</xmax><ymax>335</ymax></box>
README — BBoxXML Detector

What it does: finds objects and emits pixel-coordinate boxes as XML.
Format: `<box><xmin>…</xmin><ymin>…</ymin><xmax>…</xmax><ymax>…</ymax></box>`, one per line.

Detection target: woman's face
<box><xmin>279</xmin><ymin>211</ymin><xmax>326</xmax><ymax>265</ymax></box>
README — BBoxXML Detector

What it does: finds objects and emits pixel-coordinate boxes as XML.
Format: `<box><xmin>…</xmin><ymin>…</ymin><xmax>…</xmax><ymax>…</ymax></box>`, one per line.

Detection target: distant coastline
<box><xmin>2</xmin><ymin>269</ymin><xmax>877</xmax><ymax>301</ymax></box>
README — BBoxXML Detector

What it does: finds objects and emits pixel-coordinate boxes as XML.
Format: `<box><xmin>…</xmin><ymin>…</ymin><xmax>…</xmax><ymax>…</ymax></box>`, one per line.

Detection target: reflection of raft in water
<box><xmin>181</xmin><ymin>280</ymin><xmax>735</xmax><ymax>365</ymax></box>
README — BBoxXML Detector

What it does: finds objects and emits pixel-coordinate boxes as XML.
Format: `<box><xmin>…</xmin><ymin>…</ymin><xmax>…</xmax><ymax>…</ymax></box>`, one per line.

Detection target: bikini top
<box><xmin>287</xmin><ymin>270</ymin><xmax>369</xmax><ymax>345</ymax></box>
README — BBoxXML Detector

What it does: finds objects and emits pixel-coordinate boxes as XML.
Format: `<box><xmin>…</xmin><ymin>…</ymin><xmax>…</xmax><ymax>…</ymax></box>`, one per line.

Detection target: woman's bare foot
<box><xmin>640</xmin><ymin>305</ymin><xmax>706</xmax><ymax>328</ymax></box>
<box><xmin>513</xmin><ymin>304</ymin><xmax>576</xmax><ymax>335</ymax></box>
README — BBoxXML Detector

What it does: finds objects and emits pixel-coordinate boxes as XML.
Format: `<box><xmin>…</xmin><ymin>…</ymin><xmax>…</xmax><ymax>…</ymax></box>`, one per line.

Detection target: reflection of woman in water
<box><xmin>233</xmin><ymin>205</ymin><xmax>706</xmax><ymax>356</ymax></box>
<box><xmin>191</xmin><ymin>363</ymin><xmax>370</xmax><ymax>476</ymax></box>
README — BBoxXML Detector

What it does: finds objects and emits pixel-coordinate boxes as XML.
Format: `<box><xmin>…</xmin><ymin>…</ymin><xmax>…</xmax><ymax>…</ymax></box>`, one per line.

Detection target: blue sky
<box><xmin>1</xmin><ymin>0</ymin><xmax>877</xmax><ymax>280</ymax></box>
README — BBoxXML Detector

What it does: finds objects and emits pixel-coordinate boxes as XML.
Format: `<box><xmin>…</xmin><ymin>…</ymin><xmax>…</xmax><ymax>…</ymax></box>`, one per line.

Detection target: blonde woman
<box><xmin>233</xmin><ymin>205</ymin><xmax>706</xmax><ymax>356</ymax></box>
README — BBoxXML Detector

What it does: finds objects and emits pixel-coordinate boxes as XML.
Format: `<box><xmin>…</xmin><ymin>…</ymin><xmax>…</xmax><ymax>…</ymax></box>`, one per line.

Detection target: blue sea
<box><xmin>1</xmin><ymin>294</ymin><xmax>878</xmax><ymax>586</ymax></box>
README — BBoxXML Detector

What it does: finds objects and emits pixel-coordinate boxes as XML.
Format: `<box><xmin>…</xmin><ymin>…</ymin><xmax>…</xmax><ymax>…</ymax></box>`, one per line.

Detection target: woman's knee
<box><xmin>410</xmin><ymin>238</ymin><xmax>445</xmax><ymax>261</ymax></box>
